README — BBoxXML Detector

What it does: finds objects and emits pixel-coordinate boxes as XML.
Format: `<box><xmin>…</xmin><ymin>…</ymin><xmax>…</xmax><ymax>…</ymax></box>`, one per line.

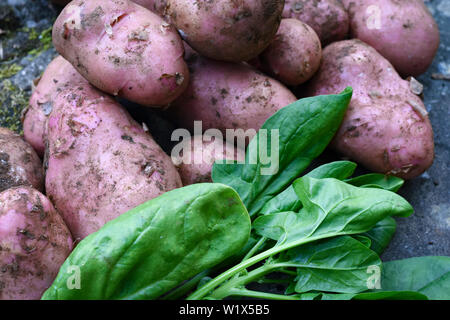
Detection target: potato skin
<box><xmin>0</xmin><ymin>128</ymin><xmax>44</xmax><ymax>193</ymax></box>
<box><xmin>52</xmin><ymin>0</ymin><xmax>189</xmax><ymax>107</ymax></box>
<box><xmin>132</xmin><ymin>0</ymin><xmax>167</xmax><ymax>15</ymax></box>
<box><xmin>283</xmin><ymin>0</ymin><xmax>349</xmax><ymax>45</ymax></box>
<box><xmin>0</xmin><ymin>187</ymin><xmax>73</xmax><ymax>300</ymax></box>
<box><xmin>23</xmin><ymin>56</ymin><xmax>85</xmax><ymax>157</ymax></box>
<box><xmin>166</xmin><ymin>45</ymin><xmax>297</xmax><ymax>141</ymax></box>
<box><xmin>173</xmin><ymin>135</ymin><xmax>245</xmax><ymax>185</ymax></box>
<box><xmin>306</xmin><ymin>40</ymin><xmax>434</xmax><ymax>179</ymax></box>
<box><xmin>166</xmin><ymin>0</ymin><xmax>284</xmax><ymax>62</ymax></box>
<box><xmin>343</xmin><ymin>0</ymin><xmax>439</xmax><ymax>77</ymax></box>
<box><xmin>46</xmin><ymin>80</ymin><xmax>182</xmax><ymax>240</ymax></box>
<box><xmin>259</xmin><ymin>19</ymin><xmax>322</xmax><ymax>86</ymax></box>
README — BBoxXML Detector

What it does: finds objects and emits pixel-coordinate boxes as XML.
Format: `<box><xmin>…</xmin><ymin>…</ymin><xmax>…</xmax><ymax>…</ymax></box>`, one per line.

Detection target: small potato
<box><xmin>52</xmin><ymin>0</ymin><xmax>189</xmax><ymax>107</ymax></box>
<box><xmin>46</xmin><ymin>80</ymin><xmax>182</xmax><ymax>240</ymax></box>
<box><xmin>172</xmin><ymin>135</ymin><xmax>245</xmax><ymax>185</ymax></box>
<box><xmin>166</xmin><ymin>0</ymin><xmax>284</xmax><ymax>62</ymax></box>
<box><xmin>283</xmin><ymin>0</ymin><xmax>349</xmax><ymax>45</ymax></box>
<box><xmin>258</xmin><ymin>19</ymin><xmax>322</xmax><ymax>86</ymax></box>
<box><xmin>0</xmin><ymin>128</ymin><xmax>44</xmax><ymax>193</ymax></box>
<box><xmin>166</xmin><ymin>45</ymin><xmax>297</xmax><ymax>142</ymax></box>
<box><xmin>23</xmin><ymin>56</ymin><xmax>84</xmax><ymax>157</ymax></box>
<box><xmin>306</xmin><ymin>40</ymin><xmax>434</xmax><ymax>179</ymax></box>
<box><xmin>343</xmin><ymin>0</ymin><xmax>439</xmax><ymax>77</ymax></box>
<box><xmin>0</xmin><ymin>187</ymin><xmax>73</xmax><ymax>300</ymax></box>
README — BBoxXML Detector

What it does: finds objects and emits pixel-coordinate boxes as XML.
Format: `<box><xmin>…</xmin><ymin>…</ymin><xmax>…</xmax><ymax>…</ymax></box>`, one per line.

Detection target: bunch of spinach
<box><xmin>42</xmin><ymin>88</ymin><xmax>449</xmax><ymax>300</ymax></box>
<box><xmin>186</xmin><ymin>88</ymin><xmax>449</xmax><ymax>300</ymax></box>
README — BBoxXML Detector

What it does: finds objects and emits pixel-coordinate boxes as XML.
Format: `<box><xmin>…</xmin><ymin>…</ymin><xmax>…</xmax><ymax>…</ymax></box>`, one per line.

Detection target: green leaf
<box><xmin>212</xmin><ymin>88</ymin><xmax>353</xmax><ymax>216</ymax></box>
<box><xmin>378</xmin><ymin>256</ymin><xmax>450</xmax><ymax>300</ymax></box>
<box><xmin>362</xmin><ymin>217</ymin><xmax>396</xmax><ymax>255</ymax></box>
<box><xmin>277</xmin><ymin>236</ymin><xmax>381</xmax><ymax>294</ymax></box>
<box><xmin>42</xmin><ymin>184</ymin><xmax>251</xmax><ymax>300</ymax></box>
<box><xmin>353</xmin><ymin>235</ymin><xmax>372</xmax><ymax>248</ymax></box>
<box><xmin>254</xmin><ymin>177</ymin><xmax>413</xmax><ymax>244</ymax></box>
<box><xmin>316</xmin><ymin>291</ymin><xmax>428</xmax><ymax>300</ymax></box>
<box><xmin>345</xmin><ymin>174</ymin><xmax>404</xmax><ymax>192</ymax></box>
<box><xmin>260</xmin><ymin>161</ymin><xmax>357</xmax><ymax>216</ymax></box>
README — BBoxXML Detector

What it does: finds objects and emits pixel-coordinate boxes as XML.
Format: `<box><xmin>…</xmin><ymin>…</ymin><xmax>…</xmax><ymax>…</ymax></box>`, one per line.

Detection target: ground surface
<box><xmin>0</xmin><ymin>0</ymin><xmax>448</xmax><ymax>260</ymax></box>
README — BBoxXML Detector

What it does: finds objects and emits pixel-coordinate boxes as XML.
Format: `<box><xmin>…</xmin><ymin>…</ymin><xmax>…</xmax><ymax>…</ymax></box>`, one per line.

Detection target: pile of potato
<box><xmin>1</xmin><ymin>0</ymin><xmax>439</xmax><ymax>299</ymax></box>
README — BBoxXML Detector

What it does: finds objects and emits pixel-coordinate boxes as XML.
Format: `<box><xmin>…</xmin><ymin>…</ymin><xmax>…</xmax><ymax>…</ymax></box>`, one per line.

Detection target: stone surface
<box><xmin>0</xmin><ymin>0</ymin><xmax>448</xmax><ymax>261</ymax></box>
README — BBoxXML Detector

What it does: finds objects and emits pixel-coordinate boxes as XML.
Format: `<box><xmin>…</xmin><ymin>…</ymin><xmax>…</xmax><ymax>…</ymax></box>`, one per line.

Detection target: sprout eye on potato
<box><xmin>0</xmin><ymin>187</ymin><xmax>73</xmax><ymax>300</ymax></box>
<box><xmin>306</xmin><ymin>40</ymin><xmax>434</xmax><ymax>179</ymax></box>
<box><xmin>52</xmin><ymin>0</ymin><xmax>189</xmax><ymax>107</ymax></box>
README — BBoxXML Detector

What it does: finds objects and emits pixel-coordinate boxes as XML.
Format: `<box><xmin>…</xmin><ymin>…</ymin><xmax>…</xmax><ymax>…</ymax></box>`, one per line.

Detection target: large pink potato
<box><xmin>0</xmin><ymin>187</ymin><xmax>73</xmax><ymax>300</ymax></box>
<box><xmin>46</xmin><ymin>80</ymin><xmax>182</xmax><ymax>240</ymax></box>
<box><xmin>166</xmin><ymin>45</ymin><xmax>297</xmax><ymax>142</ymax></box>
<box><xmin>52</xmin><ymin>0</ymin><xmax>189</xmax><ymax>107</ymax></box>
<box><xmin>172</xmin><ymin>135</ymin><xmax>245</xmax><ymax>185</ymax></box>
<box><xmin>306</xmin><ymin>40</ymin><xmax>434</xmax><ymax>179</ymax></box>
<box><xmin>0</xmin><ymin>128</ymin><xmax>44</xmax><ymax>193</ymax></box>
<box><xmin>258</xmin><ymin>19</ymin><xmax>322</xmax><ymax>86</ymax></box>
<box><xmin>343</xmin><ymin>0</ymin><xmax>439</xmax><ymax>77</ymax></box>
<box><xmin>283</xmin><ymin>0</ymin><xmax>349</xmax><ymax>45</ymax></box>
<box><xmin>165</xmin><ymin>0</ymin><xmax>284</xmax><ymax>62</ymax></box>
<box><xmin>23</xmin><ymin>56</ymin><xmax>84</xmax><ymax>157</ymax></box>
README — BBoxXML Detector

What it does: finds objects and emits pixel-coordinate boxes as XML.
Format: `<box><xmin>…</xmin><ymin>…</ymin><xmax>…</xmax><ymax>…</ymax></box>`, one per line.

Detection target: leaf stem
<box><xmin>226</xmin><ymin>288</ymin><xmax>299</xmax><ymax>300</ymax></box>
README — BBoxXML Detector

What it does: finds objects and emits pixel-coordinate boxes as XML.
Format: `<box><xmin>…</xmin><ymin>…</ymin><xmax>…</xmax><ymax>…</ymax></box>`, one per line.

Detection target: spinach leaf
<box><xmin>362</xmin><ymin>217</ymin><xmax>396</xmax><ymax>255</ymax></box>
<box><xmin>277</xmin><ymin>236</ymin><xmax>381</xmax><ymax>294</ymax></box>
<box><xmin>254</xmin><ymin>177</ymin><xmax>413</xmax><ymax>244</ymax></box>
<box><xmin>42</xmin><ymin>184</ymin><xmax>251</xmax><ymax>300</ymax></box>
<box><xmin>377</xmin><ymin>256</ymin><xmax>450</xmax><ymax>300</ymax></box>
<box><xmin>259</xmin><ymin>161</ymin><xmax>357</xmax><ymax>216</ymax></box>
<box><xmin>212</xmin><ymin>88</ymin><xmax>352</xmax><ymax>216</ymax></box>
<box><xmin>310</xmin><ymin>291</ymin><xmax>428</xmax><ymax>300</ymax></box>
<box><xmin>345</xmin><ymin>174</ymin><xmax>404</xmax><ymax>192</ymax></box>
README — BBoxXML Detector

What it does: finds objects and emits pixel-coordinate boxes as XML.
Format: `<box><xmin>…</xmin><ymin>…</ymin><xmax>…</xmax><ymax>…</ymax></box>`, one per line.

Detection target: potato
<box><xmin>166</xmin><ymin>45</ymin><xmax>297</xmax><ymax>142</ymax></box>
<box><xmin>52</xmin><ymin>0</ymin><xmax>189</xmax><ymax>107</ymax></box>
<box><xmin>343</xmin><ymin>0</ymin><xmax>439</xmax><ymax>77</ymax></box>
<box><xmin>283</xmin><ymin>0</ymin><xmax>349</xmax><ymax>45</ymax></box>
<box><xmin>258</xmin><ymin>19</ymin><xmax>322</xmax><ymax>86</ymax></box>
<box><xmin>0</xmin><ymin>128</ymin><xmax>44</xmax><ymax>193</ymax></box>
<box><xmin>132</xmin><ymin>0</ymin><xmax>167</xmax><ymax>15</ymax></box>
<box><xmin>305</xmin><ymin>40</ymin><xmax>434</xmax><ymax>179</ymax></box>
<box><xmin>0</xmin><ymin>187</ymin><xmax>73</xmax><ymax>300</ymax></box>
<box><xmin>165</xmin><ymin>0</ymin><xmax>284</xmax><ymax>62</ymax></box>
<box><xmin>23</xmin><ymin>56</ymin><xmax>85</xmax><ymax>157</ymax></box>
<box><xmin>172</xmin><ymin>135</ymin><xmax>245</xmax><ymax>185</ymax></box>
<box><xmin>46</xmin><ymin>80</ymin><xmax>182</xmax><ymax>240</ymax></box>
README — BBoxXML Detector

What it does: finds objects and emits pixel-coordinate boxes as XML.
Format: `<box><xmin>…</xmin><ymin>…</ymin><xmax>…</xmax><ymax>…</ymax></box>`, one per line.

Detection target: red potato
<box><xmin>0</xmin><ymin>128</ymin><xmax>44</xmax><ymax>193</ymax></box>
<box><xmin>343</xmin><ymin>0</ymin><xmax>439</xmax><ymax>76</ymax></box>
<box><xmin>52</xmin><ymin>0</ymin><xmax>189</xmax><ymax>107</ymax></box>
<box><xmin>283</xmin><ymin>0</ymin><xmax>349</xmax><ymax>45</ymax></box>
<box><xmin>306</xmin><ymin>40</ymin><xmax>434</xmax><ymax>179</ymax></box>
<box><xmin>166</xmin><ymin>45</ymin><xmax>297</xmax><ymax>142</ymax></box>
<box><xmin>46</xmin><ymin>80</ymin><xmax>182</xmax><ymax>240</ymax></box>
<box><xmin>172</xmin><ymin>135</ymin><xmax>245</xmax><ymax>185</ymax></box>
<box><xmin>132</xmin><ymin>0</ymin><xmax>167</xmax><ymax>15</ymax></box>
<box><xmin>0</xmin><ymin>187</ymin><xmax>73</xmax><ymax>300</ymax></box>
<box><xmin>23</xmin><ymin>56</ymin><xmax>85</xmax><ymax>157</ymax></box>
<box><xmin>258</xmin><ymin>19</ymin><xmax>322</xmax><ymax>86</ymax></box>
<box><xmin>165</xmin><ymin>0</ymin><xmax>284</xmax><ymax>62</ymax></box>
